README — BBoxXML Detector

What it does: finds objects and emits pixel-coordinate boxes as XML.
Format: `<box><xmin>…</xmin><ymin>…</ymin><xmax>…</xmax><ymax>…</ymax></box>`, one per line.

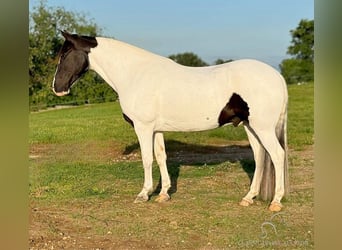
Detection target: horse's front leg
<box><xmin>153</xmin><ymin>132</ymin><xmax>171</xmax><ymax>202</ymax></box>
<box><xmin>134</xmin><ymin>125</ymin><xmax>154</xmax><ymax>203</ymax></box>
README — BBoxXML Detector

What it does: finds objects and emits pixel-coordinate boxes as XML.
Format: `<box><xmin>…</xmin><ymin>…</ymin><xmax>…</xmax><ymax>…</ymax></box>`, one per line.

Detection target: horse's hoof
<box><xmin>269</xmin><ymin>202</ymin><xmax>283</xmax><ymax>212</ymax></box>
<box><xmin>239</xmin><ymin>198</ymin><xmax>253</xmax><ymax>207</ymax></box>
<box><xmin>134</xmin><ymin>195</ymin><xmax>149</xmax><ymax>203</ymax></box>
<box><xmin>155</xmin><ymin>193</ymin><xmax>170</xmax><ymax>203</ymax></box>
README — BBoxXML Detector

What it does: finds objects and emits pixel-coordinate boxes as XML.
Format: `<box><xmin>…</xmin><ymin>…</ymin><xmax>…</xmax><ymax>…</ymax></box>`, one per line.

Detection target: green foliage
<box><xmin>29</xmin><ymin>0</ymin><xmax>117</xmax><ymax>111</ymax></box>
<box><xmin>280</xmin><ymin>58</ymin><xmax>314</xmax><ymax>84</ymax></box>
<box><xmin>280</xmin><ymin>19</ymin><xmax>314</xmax><ymax>84</ymax></box>
<box><xmin>168</xmin><ymin>52</ymin><xmax>208</xmax><ymax>67</ymax></box>
<box><xmin>214</xmin><ymin>58</ymin><xmax>233</xmax><ymax>65</ymax></box>
<box><xmin>287</xmin><ymin>19</ymin><xmax>314</xmax><ymax>62</ymax></box>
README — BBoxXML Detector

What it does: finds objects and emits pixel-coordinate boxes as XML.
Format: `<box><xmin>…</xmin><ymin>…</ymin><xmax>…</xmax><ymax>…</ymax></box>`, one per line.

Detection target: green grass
<box><xmin>287</xmin><ymin>83</ymin><xmax>314</xmax><ymax>149</ymax></box>
<box><xmin>29</xmin><ymin>103</ymin><xmax>135</xmax><ymax>144</ymax></box>
<box><xmin>29</xmin><ymin>83</ymin><xmax>314</xmax><ymax>249</ymax></box>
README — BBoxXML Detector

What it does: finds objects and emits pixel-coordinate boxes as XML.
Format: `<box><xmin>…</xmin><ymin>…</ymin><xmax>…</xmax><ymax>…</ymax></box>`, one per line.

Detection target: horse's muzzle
<box><xmin>52</xmin><ymin>88</ymin><xmax>70</xmax><ymax>96</ymax></box>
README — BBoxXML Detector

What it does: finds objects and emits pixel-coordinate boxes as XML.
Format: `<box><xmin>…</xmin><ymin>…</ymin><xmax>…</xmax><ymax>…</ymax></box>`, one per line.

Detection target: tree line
<box><xmin>29</xmin><ymin>1</ymin><xmax>313</xmax><ymax>110</ymax></box>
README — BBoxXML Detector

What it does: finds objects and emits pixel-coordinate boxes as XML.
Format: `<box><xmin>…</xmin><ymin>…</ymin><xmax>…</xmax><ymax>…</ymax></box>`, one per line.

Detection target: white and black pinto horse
<box><xmin>53</xmin><ymin>31</ymin><xmax>288</xmax><ymax>212</ymax></box>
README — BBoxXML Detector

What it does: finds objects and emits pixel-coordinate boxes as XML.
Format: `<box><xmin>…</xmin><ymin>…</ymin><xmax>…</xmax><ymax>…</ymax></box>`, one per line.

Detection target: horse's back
<box><xmin>160</xmin><ymin>59</ymin><xmax>287</xmax><ymax>123</ymax></box>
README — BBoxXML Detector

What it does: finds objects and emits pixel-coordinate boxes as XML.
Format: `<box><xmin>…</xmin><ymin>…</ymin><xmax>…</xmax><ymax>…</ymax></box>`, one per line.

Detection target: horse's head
<box><xmin>52</xmin><ymin>30</ymin><xmax>98</xmax><ymax>96</ymax></box>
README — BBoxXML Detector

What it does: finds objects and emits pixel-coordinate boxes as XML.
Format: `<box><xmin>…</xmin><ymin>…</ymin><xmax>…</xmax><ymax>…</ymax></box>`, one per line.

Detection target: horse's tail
<box><xmin>259</xmin><ymin>82</ymin><xmax>289</xmax><ymax>201</ymax></box>
<box><xmin>277</xmin><ymin>101</ymin><xmax>289</xmax><ymax>197</ymax></box>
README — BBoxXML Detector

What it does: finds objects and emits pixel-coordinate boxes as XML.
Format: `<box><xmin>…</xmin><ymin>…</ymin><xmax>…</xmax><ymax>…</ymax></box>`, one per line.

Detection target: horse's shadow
<box><xmin>123</xmin><ymin>139</ymin><xmax>255</xmax><ymax>197</ymax></box>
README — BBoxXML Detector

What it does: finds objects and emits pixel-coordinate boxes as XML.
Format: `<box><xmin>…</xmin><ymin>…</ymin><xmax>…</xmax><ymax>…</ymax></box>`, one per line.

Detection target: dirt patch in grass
<box><xmin>29</xmin><ymin>201</ymin><xmax>159</xmax><ymax>249</ymax></box>
<box><xmin>29</xmin><ymin>143</ymin><xmax>313</xmax><ymax>249</ymax></box>
<box><xmin>29</xmin><ymin>141</ymin><xmax>138</xmax><ymax>164</ymax></box>
<box><xmin>29</xmin><ymin>139</ymin><xmax>253</xmax><ymax>165</ymax></box>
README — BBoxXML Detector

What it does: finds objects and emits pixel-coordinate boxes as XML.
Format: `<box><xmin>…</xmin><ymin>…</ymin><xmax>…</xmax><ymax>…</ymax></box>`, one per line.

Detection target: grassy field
<box><xmin>29</xmin><ymin>83</ymin><xmax>314</xmax><ymax>249</ymax></box>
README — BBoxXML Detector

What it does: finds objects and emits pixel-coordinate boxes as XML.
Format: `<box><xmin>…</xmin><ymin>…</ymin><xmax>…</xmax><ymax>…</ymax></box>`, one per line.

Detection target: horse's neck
<box><xmin>88</xmin><ymin>37</ymin><xmax>161</xmax><ymax>94</ymax></box>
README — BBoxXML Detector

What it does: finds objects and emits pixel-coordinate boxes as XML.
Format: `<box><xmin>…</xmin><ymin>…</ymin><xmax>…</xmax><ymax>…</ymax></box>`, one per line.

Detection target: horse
<box><xmin>52</xmin><ymin>31</ymin><xmax>288</xmax><ymax>212</ymax></box>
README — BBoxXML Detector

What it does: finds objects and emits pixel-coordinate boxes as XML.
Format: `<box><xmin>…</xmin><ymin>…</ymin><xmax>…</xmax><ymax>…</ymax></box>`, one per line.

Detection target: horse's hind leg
<box><xmin>254</xmin><ymin>128</ymin><xmax>285</xmax><ymax>211</ymax></box>
<box><xmin>153</xmin><ymin>132</ymin><xmax>171</xmax><ymax>202</ymax></box>
<box><xmin>239</xmin><ymin>126</ymin><xmax>265</xmax><ymax>206</ymax></box>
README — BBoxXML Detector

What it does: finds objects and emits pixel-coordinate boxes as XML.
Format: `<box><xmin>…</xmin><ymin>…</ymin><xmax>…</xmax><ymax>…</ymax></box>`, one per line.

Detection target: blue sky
<box><xmin>30</xmin><ymin>0</ymin><xmax>314</xmax><ymax>69</ymax></box>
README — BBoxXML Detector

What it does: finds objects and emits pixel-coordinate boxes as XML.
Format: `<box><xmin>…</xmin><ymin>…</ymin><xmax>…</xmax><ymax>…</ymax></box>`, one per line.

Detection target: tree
<box><xmin>287</xmin><ymin>19</ymin><xmax>314</xmax><ymax>62</ymax></box>
<box><xmin>29</xmin><ymin>0</ymin><xmax>117</xmax><ymax>110</ymax></box>
<box><xmin>214</xmin><ymin>58</ymin><xmax>233</xmax><ymax>65</ymax></box>
<box><xmin>280</xmin><ymin>19</ymin><xmax>314</xmax><ymax>84</ymax></box>
<box><xmin>280</xmin><ymin>58</ymin><xmax>314</xmax><ymax>84</ymax></box>
<box><xmin>168</xmin><ymin>52</ymin><xmax>208</xmax><ymax>67</ymax></box>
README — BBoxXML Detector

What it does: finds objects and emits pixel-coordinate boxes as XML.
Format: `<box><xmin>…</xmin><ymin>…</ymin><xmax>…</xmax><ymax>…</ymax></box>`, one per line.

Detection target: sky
<box><xmin>29</xmin><ymin>0</ymin><xmax>314</xmax><ymax>69</ymax></box>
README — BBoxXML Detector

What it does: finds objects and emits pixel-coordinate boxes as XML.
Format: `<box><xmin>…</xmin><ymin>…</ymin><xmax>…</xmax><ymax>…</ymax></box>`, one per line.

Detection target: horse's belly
<box><xmin>155</xmin><ymin>84</ymin><xmax>228</xmax><ymax>131</ymax></box>
<box><xmin>156</xmin><ymin>103</ymin><xmax>222</xmax><ymax>132</ymax></box>
<box><xmin>156</xmin><ymin>118</ymin><xmax>219</xmax><ymax>132</ymax></box>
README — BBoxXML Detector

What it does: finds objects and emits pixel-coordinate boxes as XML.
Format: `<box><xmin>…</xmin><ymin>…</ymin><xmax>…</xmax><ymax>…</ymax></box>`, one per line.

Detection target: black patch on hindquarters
<box><xmin>218</xmin><ymin>93</ymin><xmax>249</xmax><ymax>127</ymax></box>
<box><xmin>123</xmin><ymin>113</ymin><xmax>134</xmax><ymax>127</ymax></box>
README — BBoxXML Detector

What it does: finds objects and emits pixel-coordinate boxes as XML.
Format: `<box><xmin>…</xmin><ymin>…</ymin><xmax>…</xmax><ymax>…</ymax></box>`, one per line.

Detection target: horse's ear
<box><xmin>60</xmin><ymin>30</ymin><xmax>72</xmax><ymax>40</ymax></box>
<box><xmin>60</xmin><ymin>30</ymin><xmax>80</xmax><ymax>48</ymax></box>
<box><xmin>59</xmin><ymin>30</ymin><xmax>97</xmax><ymax>52</ymax></box>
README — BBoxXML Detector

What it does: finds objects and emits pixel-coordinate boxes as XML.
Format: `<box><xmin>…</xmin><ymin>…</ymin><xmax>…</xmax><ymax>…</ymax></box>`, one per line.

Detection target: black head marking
<box><xmin>218</xmin><ymin>93</ymin><xmax>249</xmax><ymax>127</ymax></box>
<box><xmin>53</xmin><ymin>31</ymin><xmax>98</xmax><ymax>95</ymax></box>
